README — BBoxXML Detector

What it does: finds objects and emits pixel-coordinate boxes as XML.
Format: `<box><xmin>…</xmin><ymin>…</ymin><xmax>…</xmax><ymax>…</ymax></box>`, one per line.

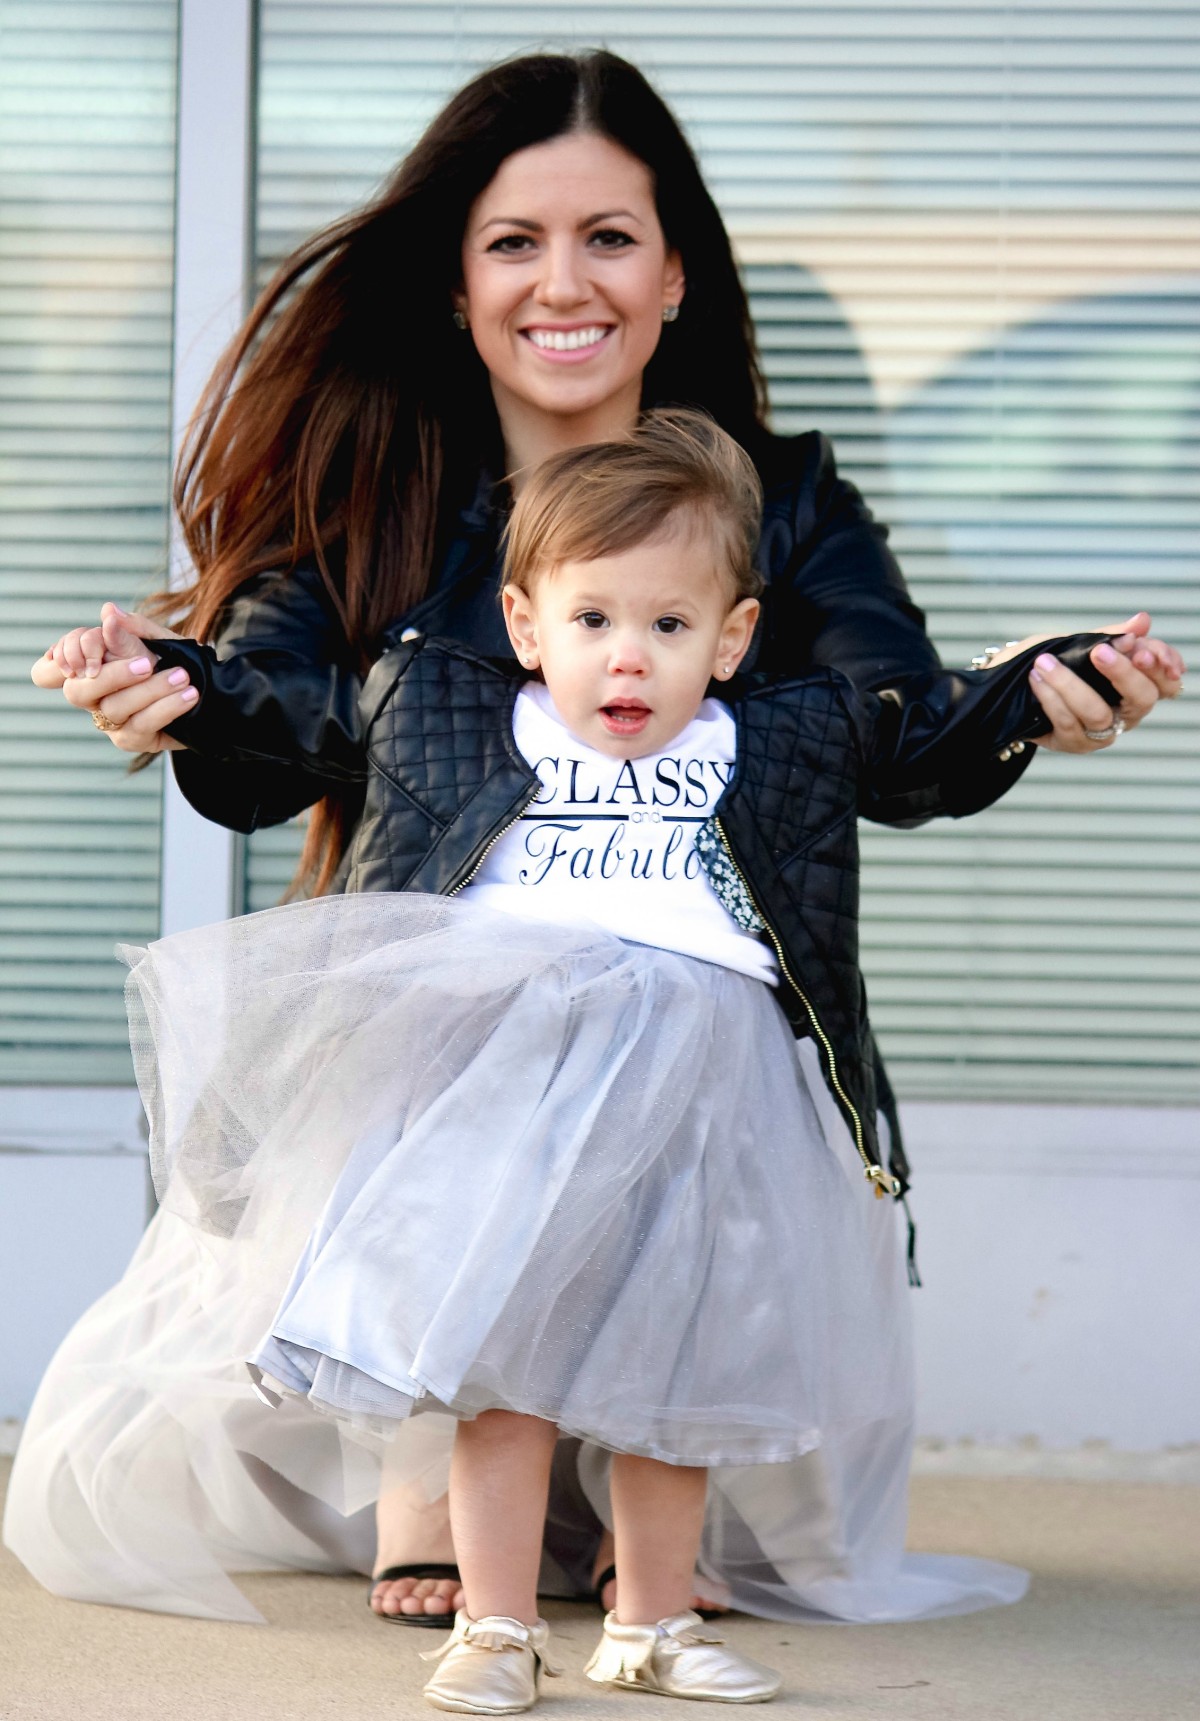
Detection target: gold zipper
<box><xmin>446</xmin><ymin>791</ymin><xmax>539</xmax><ymax>896</ymax></box>
<box><xmin>713</xmin><ymin>817</ymin><xmax>899</xmax><ymax>1200</ymax></box>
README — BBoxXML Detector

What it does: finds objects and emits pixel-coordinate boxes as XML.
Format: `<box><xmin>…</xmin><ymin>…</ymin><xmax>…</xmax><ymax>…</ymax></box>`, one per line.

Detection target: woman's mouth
<box><xmin>521</xmin><ymin>324</ymin><xmax>614</xmax><ymax>364</ymax></box>
<box><xmin>600</xmin><ymin>701</ymin><xmax>651</xmax><ymax>737</ymax></box>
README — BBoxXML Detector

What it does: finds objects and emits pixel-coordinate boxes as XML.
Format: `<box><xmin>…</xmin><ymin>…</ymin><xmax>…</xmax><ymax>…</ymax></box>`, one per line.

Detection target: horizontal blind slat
<box><xmin>0</xmin><ymin>5</ymin><xmax>176</xmax><ymax>1086</ymax></box>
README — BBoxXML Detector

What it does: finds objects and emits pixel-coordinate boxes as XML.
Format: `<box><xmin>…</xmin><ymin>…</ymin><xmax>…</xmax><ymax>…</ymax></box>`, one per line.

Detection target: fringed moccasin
<box><xmin>421</xmin><ymin>1610</ymin><xmax>560</xmax><ymax>1715</ymax></box>
<box><xmin>584</xmin><ymin>1608</ymin><xmax>780</xmax><ymax>1704</ymax></box>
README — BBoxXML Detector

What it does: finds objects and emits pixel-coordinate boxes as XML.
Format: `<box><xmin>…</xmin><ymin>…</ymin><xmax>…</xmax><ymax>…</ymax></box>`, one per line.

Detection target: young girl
<box><xmin>12</xmin><ymin>409</ymin><xmax>1122</xmax><ymax>1710</ymax></box>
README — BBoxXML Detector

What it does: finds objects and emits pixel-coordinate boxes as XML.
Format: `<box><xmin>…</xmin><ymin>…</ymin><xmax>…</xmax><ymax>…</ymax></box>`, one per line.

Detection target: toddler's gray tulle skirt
<box><xmin>3</xmin><ymin>894</ymin><xmax>1028</xmax><ymax>1624</ymax></box>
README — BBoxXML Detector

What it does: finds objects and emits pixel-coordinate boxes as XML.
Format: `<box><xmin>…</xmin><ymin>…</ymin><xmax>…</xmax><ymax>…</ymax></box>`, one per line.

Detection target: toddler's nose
<box><xmin>606</xmin><ymin>635</ymin><xmax>649</xmax><ymax>675</ymax></box>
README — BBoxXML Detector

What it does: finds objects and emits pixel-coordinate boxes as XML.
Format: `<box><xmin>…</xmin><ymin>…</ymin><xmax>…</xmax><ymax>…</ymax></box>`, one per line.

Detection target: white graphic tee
<box><xmin>466</xmin><ymin>682</ymin><xmax>777</xmax><ymax>985</ymax></box>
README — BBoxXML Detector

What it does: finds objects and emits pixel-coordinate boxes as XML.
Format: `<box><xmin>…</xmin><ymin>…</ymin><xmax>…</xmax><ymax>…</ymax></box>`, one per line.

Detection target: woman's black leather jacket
<box><xmin>162</xmin><ymin>431</ymin><xmax>1040</xmax><ymax>836</ymax></box>
<box><xmin>151</xmin><ymin>624</ymin><xmax>1117</xmax><ymax>1204</ymax></box>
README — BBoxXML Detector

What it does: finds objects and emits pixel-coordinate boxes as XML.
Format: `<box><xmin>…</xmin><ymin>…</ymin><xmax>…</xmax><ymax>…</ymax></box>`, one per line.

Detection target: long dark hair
<box><xmin>162</xmin><ymin>49</ymin><xmax>769</xmax><ymax>892</ymax></box>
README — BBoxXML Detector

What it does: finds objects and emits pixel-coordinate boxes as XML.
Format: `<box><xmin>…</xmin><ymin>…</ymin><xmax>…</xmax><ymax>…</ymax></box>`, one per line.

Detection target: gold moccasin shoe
<box><xmin>584</xmin><ymin>1608</ymin><xmax>780</xmax><ymax>1704</ymax></box>
<box><xmin>421</xmin><ymin>1610</ymin><xmax>560</xmax><ymax>1715</ymax></box>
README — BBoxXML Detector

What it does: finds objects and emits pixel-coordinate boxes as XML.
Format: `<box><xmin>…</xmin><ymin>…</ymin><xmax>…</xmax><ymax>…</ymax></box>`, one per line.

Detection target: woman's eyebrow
<box><xmin>479</xmin><ymin>218</ymin><xmax>540</xmax><ymax>233</ymax></box>
<box><xmin>478</xmin><ymin>210</ymin><xmax>645</xmax><ymax>233</ymax></box>
<box><xmin>581</xmin><ymin>210</ymin><xmax>643</xmax><ymax>227</ymax></box>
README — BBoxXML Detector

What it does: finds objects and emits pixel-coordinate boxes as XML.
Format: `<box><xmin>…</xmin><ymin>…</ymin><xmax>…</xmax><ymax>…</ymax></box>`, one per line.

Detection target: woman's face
<box><xmin>456</xmin><ymin>131</ymin><xmax>685</xmax><ymax>442</ymax></box>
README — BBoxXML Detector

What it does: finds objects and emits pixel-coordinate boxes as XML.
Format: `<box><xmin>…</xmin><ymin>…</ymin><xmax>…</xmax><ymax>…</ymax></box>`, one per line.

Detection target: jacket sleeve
<box><xmin>777</xmin><ymin>433</ymin><xmax>1038</xmax><ymax>822</ymax></box>
<box><xmin>151</xmin><ymin>563</ymin><xmax>372</xmax><ymax>833</ymax></box>
<box><xmin>846</xmin><ymin>632</ymin><xmax>1119</xmax><ymax>821</ymax></box>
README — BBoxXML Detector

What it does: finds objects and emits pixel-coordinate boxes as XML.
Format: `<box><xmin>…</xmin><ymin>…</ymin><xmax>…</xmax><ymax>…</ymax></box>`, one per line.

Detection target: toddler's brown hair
<box><xmin>502</xmin><ymin>408</ymin><xmax>764</xmax><ymax>603</ymax></box>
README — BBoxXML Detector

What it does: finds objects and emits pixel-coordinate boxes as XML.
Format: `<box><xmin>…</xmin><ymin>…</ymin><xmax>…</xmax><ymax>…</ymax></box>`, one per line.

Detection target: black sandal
<box><xmin>592</xmin><ymin>1563</ymin><xmax>618</xmax><ymax>1611</ymax></box>
<box><xmin>592</xmin><ymin>1562</ymin><xmax>726</xmax><ymax>1622</ymax></box>
<box><xmin>368</xmin><ymin>1562</ymin><xmax>462</xmax><ymax>1628</ymax></box>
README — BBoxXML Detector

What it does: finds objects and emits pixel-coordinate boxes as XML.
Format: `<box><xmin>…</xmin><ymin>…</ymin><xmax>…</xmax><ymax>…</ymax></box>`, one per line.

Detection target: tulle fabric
<box><xmin>3</xmin><ymin>894</ymin><xmax>1028</xmax><ymax>1623</ymax></box>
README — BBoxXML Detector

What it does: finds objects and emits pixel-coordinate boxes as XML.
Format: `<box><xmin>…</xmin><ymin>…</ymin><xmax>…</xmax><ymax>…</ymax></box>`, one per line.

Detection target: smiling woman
<box><xmin>455</xmin><ymin>133</ymin><xmax>685</xmax><ymax>460</ymax></box>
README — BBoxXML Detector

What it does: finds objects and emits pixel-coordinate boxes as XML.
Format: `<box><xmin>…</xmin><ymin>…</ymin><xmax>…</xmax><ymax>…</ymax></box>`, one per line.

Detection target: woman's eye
<box><xmin>654</xmin><ymin>616</ymin><xmax>686</xmax><ymax>635</ymax></box>
<box><xmin>589</xmin><ymin>228</ymin><xmax>635</xmax><ymax>249</ymax></box>
<box><xmin>486</xmin><ymin>234</ymin><xmax>534</xmax><ymax>255</ymax></box>
<box><xmin>577</xmin><ymin>611</ymin><xmax>608</xmax><ymax>630</ymax></box>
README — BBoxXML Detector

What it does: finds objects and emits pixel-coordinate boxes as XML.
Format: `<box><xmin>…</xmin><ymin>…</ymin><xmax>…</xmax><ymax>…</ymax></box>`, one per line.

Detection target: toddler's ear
<box><xmin>502</xmin><ymin>583</ymin><xmax>540</xmax><ymax>669</ymax></box>
<box><xmin>716</xmin><ymin>597</ymin><xmax>760</xmax><ymax>676</ymax></box>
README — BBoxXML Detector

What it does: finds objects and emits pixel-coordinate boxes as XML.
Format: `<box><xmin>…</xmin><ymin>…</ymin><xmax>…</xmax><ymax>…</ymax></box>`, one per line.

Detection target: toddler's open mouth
<box><xmin>600</xmin><ymin>700</ymin><xmax>651</xmax><ymax>737</ymax></box>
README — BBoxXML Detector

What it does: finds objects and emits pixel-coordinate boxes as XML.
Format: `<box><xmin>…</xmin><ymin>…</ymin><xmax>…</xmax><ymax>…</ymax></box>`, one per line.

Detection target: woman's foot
<box><xmin>591</xmin><ymin>1530</ymin><xmax>729</xmax><ymax>1618</ymax></box>
<box><xmin>373</xmin><ymin>1483</ymin><xmax>463</xmax><ymax>1620</ymax></box>
<box><xmin>371</xmin><ymin>1566</ymin><xmax>465</xmax><ymax>1621</ymax></box>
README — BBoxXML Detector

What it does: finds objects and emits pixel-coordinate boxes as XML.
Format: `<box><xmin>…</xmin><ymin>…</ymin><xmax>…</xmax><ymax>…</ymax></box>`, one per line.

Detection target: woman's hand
<box><xmin>981</xmin><ymin>612</ymin><xmax>1185</xmax><ymax>752</ymax></box>
<box><xmin>31</xmin><ymin>603</ymin><xmax>198</xmax><ymax>754</ymax></box>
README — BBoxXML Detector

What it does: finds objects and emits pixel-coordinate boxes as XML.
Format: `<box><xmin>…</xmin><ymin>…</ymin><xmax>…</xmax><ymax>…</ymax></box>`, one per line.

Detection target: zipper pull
<box><xmin>865</xmin><ymin>1164</ymin><xmax>901</xmax><ymax>1199</ymax></box>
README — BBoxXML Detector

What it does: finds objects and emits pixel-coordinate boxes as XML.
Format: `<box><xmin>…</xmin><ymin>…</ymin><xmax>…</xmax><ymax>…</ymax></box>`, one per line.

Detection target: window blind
<box><xmin>0</xmin><ymin>1</ymin><xmax>177</xmax><ymax>1082</ymax></box>
<box><xmin>249</xmin><ymin>1</ymin><xmax>1200</xmax><ymax>1101</ymax></box>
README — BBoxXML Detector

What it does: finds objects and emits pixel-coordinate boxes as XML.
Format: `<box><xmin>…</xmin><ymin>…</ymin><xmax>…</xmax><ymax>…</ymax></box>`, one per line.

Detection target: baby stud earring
<box><xmin>452</xmin><ymin>308</ymin><xmax>469</xmax><ymax>330</ymax></box>
<box><xmin>661</xmin><ymin>304</ymin><xmax>679</xmax><ymax>323</ymax></box>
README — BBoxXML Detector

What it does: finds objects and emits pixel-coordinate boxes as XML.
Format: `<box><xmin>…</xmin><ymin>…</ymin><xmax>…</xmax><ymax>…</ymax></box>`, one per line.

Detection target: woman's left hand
<box><xmin>984</xmin><ymin>612</ymin><xmax>1185</xmax><ymax>752</ymax></box>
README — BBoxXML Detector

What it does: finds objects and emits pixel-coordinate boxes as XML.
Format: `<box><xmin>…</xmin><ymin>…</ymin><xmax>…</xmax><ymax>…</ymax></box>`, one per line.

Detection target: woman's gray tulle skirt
<box><xmin>3</xmin><ymin>894</ymin><xmax>1028</xmax><ymax>1624</ymax></box>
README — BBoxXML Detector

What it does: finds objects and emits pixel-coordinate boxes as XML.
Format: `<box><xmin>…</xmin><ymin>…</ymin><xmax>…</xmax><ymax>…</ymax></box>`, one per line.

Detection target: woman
<box><xmin>17</xmin><ymin>50</ymin><xmax>1183</xmax><ymax>1631</ymax></box>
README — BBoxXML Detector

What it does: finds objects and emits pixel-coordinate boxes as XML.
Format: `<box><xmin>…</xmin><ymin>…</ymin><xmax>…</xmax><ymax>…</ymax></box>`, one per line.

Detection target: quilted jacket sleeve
<box><xmin>769</xmin><ymin>432</ymin><xmax>1038</xmax><ymax>822</ymax></box>
<box><xmin>152</xmin><ymin>564</ymin><xmax>373</xmax><ymax>833</ymax></box>
<box><xmin>848</xmin><ymin>632</ymin><xmax>1120</xmax><ymax>822</ymax></box>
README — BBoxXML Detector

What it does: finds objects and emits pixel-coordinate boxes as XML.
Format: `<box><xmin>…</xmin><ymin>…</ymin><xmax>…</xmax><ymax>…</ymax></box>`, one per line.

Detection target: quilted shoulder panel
<box><xmin>365</xmin><ymin>642</ymin><xmax>528</xmax><ymax>826</ymax></box>
<box><xmin>734</xmin><ymin>674</ymin><xmax>860</xmax><ymax>863</ymax></box>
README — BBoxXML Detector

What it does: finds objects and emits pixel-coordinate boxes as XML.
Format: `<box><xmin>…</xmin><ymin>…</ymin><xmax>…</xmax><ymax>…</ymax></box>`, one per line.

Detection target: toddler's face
<box><xmin>503</xmin><ymin>526</ymin><xmax>759</xmax><ymax>759</ymax></box>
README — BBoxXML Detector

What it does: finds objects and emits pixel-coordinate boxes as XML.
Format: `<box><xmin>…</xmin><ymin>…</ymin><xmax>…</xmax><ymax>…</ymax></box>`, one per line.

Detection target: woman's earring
<box><xmin>452</xmin><ymin>308</ymin><xmax>469</xmax><ymax>331</ymax></box>
<box><xmin>661</xmin><ymin>304</ymin><xmax>680</xmax><ymax>323</ymax></box>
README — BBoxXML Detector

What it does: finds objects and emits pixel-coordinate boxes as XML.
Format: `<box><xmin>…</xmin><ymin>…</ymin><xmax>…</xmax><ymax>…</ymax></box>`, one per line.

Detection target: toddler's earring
<box><xmin>661</xmin><ymin>304</ymin><xmax>680</xmax><ymax>323</ymax></box>
<box><xmin>452</xmin><ymin>308</ymin><xmax>469</xmax><ymax>330</ymax></box>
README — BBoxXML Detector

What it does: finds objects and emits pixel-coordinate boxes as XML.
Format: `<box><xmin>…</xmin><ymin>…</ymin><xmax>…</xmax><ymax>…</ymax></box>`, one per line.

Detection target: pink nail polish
<box><xmin>1035</xmin><ymin>654</ymin><xmax>1058</xmax><ymax>673</ymax></box>
<box><xmin>180</xmin><ymin>686</ymin><xmax>199</xmax><ymax>703</ymax></box>
<box><xmin>1095</xmin><ymin>644</ymin><xmax>1116</xmax><ymax>664</ymax></box>
<box><xmin>129</xmin><ymin>657</ymin><xmax>152</xmax><ymax>674</ymax></box>
<box><xmin>167</xmin><ymin>668</ymin><xmax>188</xmax><ymax>686</ymax></box>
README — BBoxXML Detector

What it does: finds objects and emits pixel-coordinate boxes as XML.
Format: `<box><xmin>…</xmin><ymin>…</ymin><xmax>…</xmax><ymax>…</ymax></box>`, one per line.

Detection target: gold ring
<box><xmin>91</xmin><ymin>708</ymin><xmax>124</xmax><ymax>732</ymax></box>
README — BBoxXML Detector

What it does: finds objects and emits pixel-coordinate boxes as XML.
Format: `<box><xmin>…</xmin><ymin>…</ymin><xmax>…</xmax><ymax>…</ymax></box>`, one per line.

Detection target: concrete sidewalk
<box><xmin>1</xmin><ymin>1460</ymin><xmax>1196</xmax><ymax>1721</ymax></box>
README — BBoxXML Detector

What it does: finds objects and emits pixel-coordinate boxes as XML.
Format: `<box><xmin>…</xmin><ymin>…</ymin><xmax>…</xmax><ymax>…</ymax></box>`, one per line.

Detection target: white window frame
<box><xmin>160</xmin><ymin>0</ymin><xmax>254</xmax><ymax>941</ymax></box>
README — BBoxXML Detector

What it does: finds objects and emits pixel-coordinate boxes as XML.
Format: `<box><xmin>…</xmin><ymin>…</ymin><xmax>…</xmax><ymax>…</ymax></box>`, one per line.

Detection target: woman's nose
<box><xmin>533</xmin><ymin>236</ymin><xmax>588</xmax><ymax>307</ymax></box>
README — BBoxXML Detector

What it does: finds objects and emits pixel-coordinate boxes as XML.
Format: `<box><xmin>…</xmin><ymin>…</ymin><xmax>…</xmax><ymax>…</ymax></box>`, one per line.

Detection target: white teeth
<box><xmin>527</xmin><ymin>326</ymin><xmax>608</xmax><ymax>352</ymax></box>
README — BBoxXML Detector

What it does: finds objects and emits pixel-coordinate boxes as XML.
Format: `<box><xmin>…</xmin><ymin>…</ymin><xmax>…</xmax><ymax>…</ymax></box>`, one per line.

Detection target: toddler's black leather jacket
<box><xmin>150</xmin><ymin>628</ymin><xmax>1117</xmax><ymax>1202</ymax></box>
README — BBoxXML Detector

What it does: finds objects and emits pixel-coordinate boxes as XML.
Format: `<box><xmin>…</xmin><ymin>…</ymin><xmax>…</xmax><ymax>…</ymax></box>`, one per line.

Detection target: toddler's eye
<box><xmin>577</xmin><ymin>611</ymin><xmax>608</xmax><ymax>630</ymax></box>
<box><xmin>654</xmin><ymin>616</ymin><xmax>686</xmax><ymax>635</ymax></box>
